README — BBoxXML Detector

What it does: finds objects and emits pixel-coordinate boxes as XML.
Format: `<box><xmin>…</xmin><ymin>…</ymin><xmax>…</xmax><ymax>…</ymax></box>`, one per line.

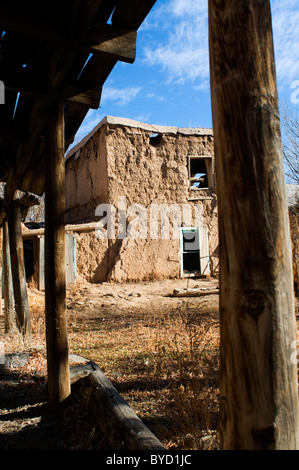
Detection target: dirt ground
<box><xmin>66</xmin><ymin>276</ymin><xmax>220</xmax><ymax>322</ymax></box>
<box><xmin>0</xmin><ymin>277</ymin><xmax>220</xmax><ymax>450</ymax></box>
<box><xmin>1</xmin><ymin>276</ymin><xmax>297</xmax><ymax>450</ymax></box>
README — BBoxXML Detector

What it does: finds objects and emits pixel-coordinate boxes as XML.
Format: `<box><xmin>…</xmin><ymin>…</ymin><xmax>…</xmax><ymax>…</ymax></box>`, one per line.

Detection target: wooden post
<box><xmin>209</xmin><ymin>0</ymin><xmax>299</xmax><ymax>449</ymax></box>
<box><xmin>45</xmin><ymin>102</ymin><xmax>70</xmax><ymax>406</ymax></box>
<box><xmin>3</xmin><ymin>221</ymin><xmax>14</xmax><ymax>333</ymax></box>
<box><xmin>0</xmin><ymin>227</ymin><xmax>2</xmax><ymax>315</ymax></box>
<box><xmin>7</xmin><ymin>193</ymin><xmax>31</xmax><ymax>344</ymax></box>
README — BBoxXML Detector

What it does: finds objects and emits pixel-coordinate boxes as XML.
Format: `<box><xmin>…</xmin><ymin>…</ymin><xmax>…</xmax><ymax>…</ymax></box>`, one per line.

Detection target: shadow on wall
<box><xmin>91</xmin><ymin>250</ymin><xmax>109</xmax><ymax>283</ymax></box>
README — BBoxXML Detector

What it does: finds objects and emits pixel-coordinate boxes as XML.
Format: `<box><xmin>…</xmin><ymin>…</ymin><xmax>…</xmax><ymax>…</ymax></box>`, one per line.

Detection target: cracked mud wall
<box><xmin>65</xmin><ymin>129</ymin><xmax>109</xmax><ymax>224</ymax></box>
<box><xmin>65</xmin><ymin>118</ymin><xmax>219</xmax><ymax>283</ymax></box>
<box><xmin>104</xmin><ymin>121</ymin><xmax>218</xmax><ymax>282</ymax></box>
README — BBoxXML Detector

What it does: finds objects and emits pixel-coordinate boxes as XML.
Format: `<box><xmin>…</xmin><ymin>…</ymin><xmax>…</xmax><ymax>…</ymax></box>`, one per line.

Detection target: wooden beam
<box><xmin>0</xmin><ymin>8</ymin><xmax>137</xmax><ymax>64</ymax></box>
<box><xmin>7</xmin><ymin>192</ymin><xmax>31</xmax><ymax>344</ymax></box>
<box><xmin>172</xmin><ymin>287</ymin><xmax>219</xmax><ymax>297</ymax></box>
<box><xmin>2</xmin><ymin>222</ymin><xmax>14</xmax><ymax>333</ymax></box>
<box><xmin>0</xmin><ymin>67</ymin><xmax>102</xmax><ymax>109</ymax></box>
<box><xmin>22</xmin><ymin>221</ymin><xmax>100</xmax><ymax>238</ymax></box>
<box><xmin>87</xmin><ymin>365</ymin><xmax>165</xmax><ymax>450</ymax></box>
<box><xmin>59</xmin><ymin>83</ymin><xmax>102</xmax><ymax>109</ymax></box>
<box><xmin>0</xmin><ymin>118</ymin><xmax>28</xmax><ymax>143</ymax></box>
<box><xmin>45</xmin><ymin>102</ymin><xmax>70</xmax><ymax>406</ymax></box>
<box><xmin>0</xmin><ymin>5</ymin><xmax>66</xmax><ymax>44</ymax></box>
<box><xmin>83</xmin><ymin>23</ymin><xmax>136</xmax><ymax>63</ymax></box>
<box><xmin>3</xmin><ymin>0</ymin><xmax>103</xmax><ymax>205</ymax></box>
<box><xmin>112</xmin><ymin>0</ymin><xmax>157</xmax><ymax>30</ymax></box>
<box><xmin>209</xmin><ymin>0</ymin><xmax>299</xmax><ymax>450</ymax></box>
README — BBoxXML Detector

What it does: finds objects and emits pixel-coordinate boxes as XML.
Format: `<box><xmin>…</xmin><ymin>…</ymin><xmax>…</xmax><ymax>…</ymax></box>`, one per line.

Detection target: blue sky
<box><xmin>71</xmin><ymin>0</ymin><xmax>299</xmax><ymax>148</ymax></box>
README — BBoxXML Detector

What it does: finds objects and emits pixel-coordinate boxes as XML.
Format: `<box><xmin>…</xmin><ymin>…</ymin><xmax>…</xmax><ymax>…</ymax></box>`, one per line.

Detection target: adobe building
<box><xmin>64</xmin><ymin>116</ymin><xmax>219</xmax><ymax>283</ymax></box>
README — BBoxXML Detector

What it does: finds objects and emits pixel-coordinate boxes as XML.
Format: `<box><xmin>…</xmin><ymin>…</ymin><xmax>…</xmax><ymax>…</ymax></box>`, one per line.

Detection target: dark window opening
<box><xmin>149</xmin><ymin>133</ymin><xmax>162</xmax><ymax>147</ymax></box>
<box><xmin>188</xmin><ymin>156</ymin><xmax>213</xmax><ymax>190</ymax></box>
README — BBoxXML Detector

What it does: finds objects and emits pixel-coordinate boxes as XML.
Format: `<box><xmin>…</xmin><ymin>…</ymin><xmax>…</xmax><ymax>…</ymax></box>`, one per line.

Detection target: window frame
<box><xmin>187</xmin><ymin>155</ymin><xmax>214</xmax><ymax>191</ymax></box>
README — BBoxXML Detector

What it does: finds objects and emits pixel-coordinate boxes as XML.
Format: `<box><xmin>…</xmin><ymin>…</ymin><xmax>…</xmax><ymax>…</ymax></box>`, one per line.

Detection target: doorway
<box><xmin>180</xmin><ymin>226</ymin><xmax>209</xmax><ymax>277</ymax></box>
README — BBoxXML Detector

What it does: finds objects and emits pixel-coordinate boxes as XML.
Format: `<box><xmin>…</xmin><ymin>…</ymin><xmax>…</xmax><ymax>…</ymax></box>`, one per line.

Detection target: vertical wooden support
<box><xmin>45</xmin><ymin>102</ymin><xmax>70</xmax><ymax>406</ymax></box>
<box><xmin>0</xmin><ymin>226</ymin><xmax>2</xmax><ymax>314</ymax></box>
<box><xmin>33</xmin><ymin>236</ymin><xmax>45</xmax><ymax>291</ymax></box>
<box><xmin>7</xmin><ymin>193</ymin><xmax>31</xmax><ymax>344</ymax></box>
<box><xmin>3</xmin><ymin>221</ymin><xmax>14</xmax><ymax>333</ymax></box>
<box><xmin>209</xmin><ymin>0</ymin><xmax>299</xmax><ymax>449</ymax></box>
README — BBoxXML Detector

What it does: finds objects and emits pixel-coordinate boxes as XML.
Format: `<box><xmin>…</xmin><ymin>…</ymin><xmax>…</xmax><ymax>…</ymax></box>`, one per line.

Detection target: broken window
<box><xmin>188</xmin><ymin>156</ymin><xmax>213</xmax><ymax>190</ymax></box>
<box><xmin>149</xmin><ymin>133</ymin><xmax>162</xmax><ymax>147</ymax></box>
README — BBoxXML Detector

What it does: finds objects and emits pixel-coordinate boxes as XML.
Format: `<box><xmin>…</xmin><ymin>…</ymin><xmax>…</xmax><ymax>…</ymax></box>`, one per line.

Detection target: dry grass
<box><xmin>67</xmin><ymin>295</ymin><xmax>220</xmax><ymax>450</ymax></box>
<box><xmin>3</xmin><ymin>282</ymin><xmax>220</xmax><ymax>450</ymax></box>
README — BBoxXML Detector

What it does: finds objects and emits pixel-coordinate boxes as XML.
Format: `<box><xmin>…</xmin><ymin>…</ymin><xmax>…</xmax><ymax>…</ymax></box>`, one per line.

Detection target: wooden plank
<box><xmin>69</xmin><ymin>362</ymin><xmax>94</xmax><ymax>385</ymax></box>
<box><xmin>48</xmin><ymin>0</ymin><xmax>103</xmax><ymax>92</ymax></box>
<box><xmin>112</xmin><ymin>0</ymin><xmax>157</xmax><ymax>30</ymax></box>
<box><xmin>87</xmin><ymin>365</ymin><xmax>165</xmax><ymax>450</ymax></box>
<box><xmin>45</xmin><ymin>102</ymin><xmax>70</xmax><ymax>406</ymax></box>
<box><xmin>209</xmin><ymin>0</ymin><xmax>299</xmax><ymax>450</ymax></box>
<box><xmin>3</xmin><ymin>221</ymin><xmax>14</xmax><ymax>333</ymax></box>
<box><xmin>22</xmin><ymin>221</ymin><xmax>100</xmax><ymax>238</ymax></box>
<box><xmin>7</xmin><ymin>192</ymin><xmax>31</xmax><ymax>344</ymax></box>
<box><xmin>83</xmin><ymin>23</ymin><xmax>136</xmax><ymax>63</ymax></box>
<box><xmin>3</xmin><ymin>0</ymin><xmax>103</xmax><ymax>204</ymax></box>
<box><xmin>64</xmin><ymin>0</ymin><xmax>157</xmax><ymax>149</ymax></box>
<box><xmin>66</xmin><ymin>234</ymin><xmax>77</xmax><ymax>287</ymax></box>
<box><xmin>0</xmin><ymin>5</ymin><xmax>66</xmax><ymax>44</ymax></box>
<box><xmin>199</xmin><ymin>225</ymin><xmax>210</xmax><ymax>275</ymax></box>
<box><xmin>0</xmin><ymin>8</ymin><xmax>137</xmax><ymax>63</ymax></box>
<box><xmin>0</xmin><ymin>227</ymin><xmax>2</xmax><ymax>313</ymax></box>
<box><xmin>27</xmin><ymin>234</ymin><xmax>76</xmax><ymax>291</ymax></box>
<box><xmin>60</xmin><ymin>83</ymin><xmax>102</xmax><ymax>109</ymax></box>
<box><xmin>0</xmin><ymin>66</ymin><xmax>102</xmax><ymax>108</ymax></box>
<box><xmin>173</xmin><ymin>287</ymin><xmax>219</xmax><ymax>297</ymax></box>
<box><xmin>33</xmin><ymin>236</ymin><xmax>45</xmax><ymax>291</ymax></box>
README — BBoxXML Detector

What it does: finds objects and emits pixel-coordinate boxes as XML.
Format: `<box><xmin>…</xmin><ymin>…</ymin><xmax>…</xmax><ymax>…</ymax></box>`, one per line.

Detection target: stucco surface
<box><xmin>65</xmin><ymin>118</ymin><xmax>218</xmax><ymax>282</ymax></box>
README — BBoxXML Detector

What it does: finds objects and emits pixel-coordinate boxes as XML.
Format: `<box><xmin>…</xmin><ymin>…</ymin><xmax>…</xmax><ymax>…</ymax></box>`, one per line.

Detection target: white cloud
<box><xmin>271</xmin><ymin>0</ymin><xmax>299</xmax><ymax>86</ymax></box>
<box><xmin>147</xmin><ymin>92</ymin><xmax>166</xmax><ymax>101</ymax></box>
<box><xmin>143</xmin><ymin>0</ymin><xmax>299</xmax><ymax>89</ymax></box>
<box><xmin>101</xmin><ymin>86</ymin><xmax>142</xmax><ymax>105</ymax></box>
<box><xmin>133</xmin><ymin>112</ymin><xmax>152</xmax><ymax>123</ymax></box>
<box><xmin>143</xmin><ymin>0</ymin><xmax>209</xmax><ymax>86</ymax></box>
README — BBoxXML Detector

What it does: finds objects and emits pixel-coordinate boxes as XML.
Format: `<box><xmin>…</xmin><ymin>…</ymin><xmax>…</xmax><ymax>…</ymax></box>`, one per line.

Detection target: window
<box><xmin>188</xmin><ymin>156</ymin><xmax>214</xmax><ymax>190</ymax></box>
<box><xmin>149</xmin><ymin>133</ymin><xmax>162</xmax><ymax>147</ymax></box>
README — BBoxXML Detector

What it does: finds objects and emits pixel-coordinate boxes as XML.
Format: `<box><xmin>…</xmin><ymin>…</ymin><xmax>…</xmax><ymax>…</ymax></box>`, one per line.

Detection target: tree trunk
<box><xmin>45</xmin><ymin>102</ymin><xmax>70</xmax><ymax>406</ymax></box>
<box><xmin>7</xmin><ymin>192</ymin><xmax>31</xmax><ymax>344</ymax></box>
<box><xmin>208</xmin><ymin>0</ymin><xmax>299</xmax><ymax>449</ymax></box>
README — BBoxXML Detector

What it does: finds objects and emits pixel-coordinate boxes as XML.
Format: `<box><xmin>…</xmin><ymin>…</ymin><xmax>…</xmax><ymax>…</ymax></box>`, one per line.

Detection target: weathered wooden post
<box><xmin>208</xmin><ymin>0</ymin><xmax>299</xmax><ymax>449</ymax></box>
<box><xmin>45</xmin><ymin>102</ymin><xmax>70</xmax><ymax>405</ymax></box>
<box><xmin>7</xmin><ymin>192</ymin><xmax>31</xmax><ymax>344</ymax></box>
<box><xmin>3</xmin><ymin>221</ymin><xmax>14</xmax><ymax>333</ymax></box>
<box><xmin>0</xmin><ymin>227</ymin><xmax>2</xmax><ymax>315</ymax></box>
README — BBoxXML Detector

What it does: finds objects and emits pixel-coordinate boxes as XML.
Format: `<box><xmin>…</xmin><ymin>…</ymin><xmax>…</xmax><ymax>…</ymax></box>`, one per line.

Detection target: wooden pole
<box><xmin>7</xmin><ymin>193</ymin><xmax>31</xmax><ymax>344</ymax></box>
<box><xmin>209</xmin><ymin>0</ymin><xmax>299</xmax><ymax>449</ymax></box>
<box><xmin>0</xmin><ymin>227</ymin><xmax>2</xmax><ymax>316</ymax></box>
<box><xmin>45</xmin><ymin>102</ymin><xmax>70</xmax><ymax>406</ymax></box>
<box><xmin>3</xmin><ymin>221</ymin><xmax>14</xmax><ymax>333</ymax></box>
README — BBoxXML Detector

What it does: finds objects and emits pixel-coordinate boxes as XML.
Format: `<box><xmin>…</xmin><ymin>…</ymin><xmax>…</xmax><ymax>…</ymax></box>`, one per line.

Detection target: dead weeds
<box><xmin>2</xmin><ymin>278</ymin><xmax>220</xmax><ymax>450</ymax></box>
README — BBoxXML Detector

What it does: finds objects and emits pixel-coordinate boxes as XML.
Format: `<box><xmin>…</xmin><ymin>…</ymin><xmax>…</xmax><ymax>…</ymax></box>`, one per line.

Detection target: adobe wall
<box><xmin>104</xmin><ymin>120</ymin><xmax>218</xmax><ymax>281</ymax></box>
<box><xmin>65</xmin><ymin>117</ymin><xmax>219</xmax><ymax>283</ymax></box>
<box><xmin>65</xmin><ymin>127</ymin><xmax>109</xmax><ymax>224</ymax></box>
